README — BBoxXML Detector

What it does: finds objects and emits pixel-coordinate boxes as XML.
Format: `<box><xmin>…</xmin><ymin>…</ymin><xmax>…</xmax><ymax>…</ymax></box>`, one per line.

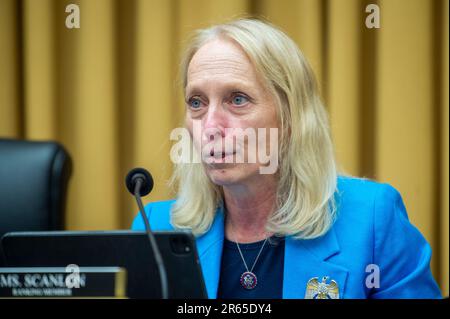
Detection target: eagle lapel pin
<box><xmin>305</xmin><ymin>276</ymin><xmax>340</xmax><ymax>299</ymax></box>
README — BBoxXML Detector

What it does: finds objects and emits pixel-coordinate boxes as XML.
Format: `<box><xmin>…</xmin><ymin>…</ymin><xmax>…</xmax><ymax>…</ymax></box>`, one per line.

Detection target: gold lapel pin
<box><xmin>305</xmin><ymin>276</ymin><xmax>340</xmax><ymax>299</ymax></box>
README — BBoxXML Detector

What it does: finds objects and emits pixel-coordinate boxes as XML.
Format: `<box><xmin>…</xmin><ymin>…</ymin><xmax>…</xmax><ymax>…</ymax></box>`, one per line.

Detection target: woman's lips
<box><xmin>202</xmin><ymin>149</ymin><xmax>237</xmax><ymax>164</ymax></box>
<box><xmin>210</xmin><ymin>150</ymin><xmax>236</xmax><ymax>159</ymax></box>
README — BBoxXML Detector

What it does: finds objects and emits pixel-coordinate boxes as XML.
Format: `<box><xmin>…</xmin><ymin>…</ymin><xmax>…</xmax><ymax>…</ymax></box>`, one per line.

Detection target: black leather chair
<box><xmin>0</xmin><ymin>139</ymin><xmax>72</xmax><ymax>264</ymax></box>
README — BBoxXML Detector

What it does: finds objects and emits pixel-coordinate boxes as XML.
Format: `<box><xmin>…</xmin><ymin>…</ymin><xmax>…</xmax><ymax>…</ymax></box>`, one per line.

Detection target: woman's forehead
<box><xmin>190</xmin><ymin>38</ymin><xmax>249</xmax><ymax>66</ymax></box>
<box><xmin>187</xmin><ymin>39</ymin><xmax>260</xmax><ymax>91</ymax></box>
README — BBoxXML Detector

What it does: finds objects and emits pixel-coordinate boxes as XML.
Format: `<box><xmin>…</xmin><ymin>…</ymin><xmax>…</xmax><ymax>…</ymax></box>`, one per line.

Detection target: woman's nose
<box><xmin>202</xmin><ymin>103</ymin><xmax>226</xmax><ymax>143</ymax></box>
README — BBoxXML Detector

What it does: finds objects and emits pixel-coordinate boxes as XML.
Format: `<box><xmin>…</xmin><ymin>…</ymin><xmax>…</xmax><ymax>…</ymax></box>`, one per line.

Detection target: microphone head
<box><xmin>125</xmin><ymin>167</ymin><xmax>154</xmax><ymax>196</ymax></box>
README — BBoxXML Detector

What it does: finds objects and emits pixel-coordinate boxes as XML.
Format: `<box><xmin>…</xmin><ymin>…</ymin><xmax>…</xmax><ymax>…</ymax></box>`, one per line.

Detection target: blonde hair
<box><xmin>170</xmin><ymin>18</ymin><xmax>338</xmax><ymax>239</ymax></box>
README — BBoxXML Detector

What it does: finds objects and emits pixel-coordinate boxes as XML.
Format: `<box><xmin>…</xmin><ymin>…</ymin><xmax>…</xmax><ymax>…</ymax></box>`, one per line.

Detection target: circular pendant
<box><xmin>240</xmin><ymin>271</ymin><xmax>258</xmax><ymax>289</ymax></box>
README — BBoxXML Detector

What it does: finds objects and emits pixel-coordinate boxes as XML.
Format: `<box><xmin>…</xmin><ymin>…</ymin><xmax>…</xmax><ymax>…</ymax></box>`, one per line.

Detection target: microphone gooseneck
<box><xmin>126</xmin><ymin>168</ymin><xmax>169</xmax><ymax>299</ymax></box>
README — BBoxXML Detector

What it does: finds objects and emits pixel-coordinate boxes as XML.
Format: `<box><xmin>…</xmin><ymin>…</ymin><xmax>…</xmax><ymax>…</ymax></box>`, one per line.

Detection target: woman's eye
<box><xmin>231</xmin><ymin>94</ymin><xmax>249</xmax><ymax>106</ymax></box>
<box><xmin>188</xmin><ymin>98</ymin><xmax>202</xmax><ymax>109</ymax></box>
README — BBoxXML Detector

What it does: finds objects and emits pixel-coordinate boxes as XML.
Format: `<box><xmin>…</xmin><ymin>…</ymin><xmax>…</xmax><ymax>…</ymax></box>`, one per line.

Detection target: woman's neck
<box><xmin>223</xmin><ymin>175</ymin><xmax>277</xmax><ymax>243</ymax></box>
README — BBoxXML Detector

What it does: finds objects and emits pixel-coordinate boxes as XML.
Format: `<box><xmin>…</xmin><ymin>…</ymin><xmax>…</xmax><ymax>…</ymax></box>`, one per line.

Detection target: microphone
<box><xmin>125</xmin><ymin>167</ymin><xmax>169</xmax><ymax>299</ymax></box>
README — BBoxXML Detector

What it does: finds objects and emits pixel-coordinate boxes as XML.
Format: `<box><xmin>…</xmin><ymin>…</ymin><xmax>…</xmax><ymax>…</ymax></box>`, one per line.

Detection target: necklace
<box><xmin>229</xmin><ymin>222</ymin><xmax>268</xmax><ymax>290</ymax></box>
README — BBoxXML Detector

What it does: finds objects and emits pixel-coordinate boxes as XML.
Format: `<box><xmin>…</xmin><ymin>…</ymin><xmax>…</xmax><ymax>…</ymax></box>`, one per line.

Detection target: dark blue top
<box><xmin>217</xmin><ymin>236</ymin><xmax>285</xmax><ymax>299</ymax></box>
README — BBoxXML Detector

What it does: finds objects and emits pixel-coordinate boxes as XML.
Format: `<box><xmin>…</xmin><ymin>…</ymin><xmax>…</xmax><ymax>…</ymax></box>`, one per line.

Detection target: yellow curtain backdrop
<box><xmin>0</xmin><ymin>0</ymin><xmax>448</xmax><ymax>295</ymax></box>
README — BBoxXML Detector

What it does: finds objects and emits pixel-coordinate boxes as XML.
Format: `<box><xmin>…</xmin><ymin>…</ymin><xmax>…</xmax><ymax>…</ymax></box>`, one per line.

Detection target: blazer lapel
<box><xmin>195</xmin><ymin>206</ymin><xmax>225</xmax><ymax>299</ymax></box>
<box><xmin>283</xmin><ymin>227</ymin><xmax>349</xmax><ymax>299</ymax></box>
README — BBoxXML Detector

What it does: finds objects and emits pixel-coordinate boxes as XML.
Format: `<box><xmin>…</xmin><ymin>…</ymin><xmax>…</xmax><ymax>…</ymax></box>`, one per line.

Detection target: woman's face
<box><xmin>185</xmin><ymin>38</ymin><xmax>279</xmax><ymax>187</ymax></box>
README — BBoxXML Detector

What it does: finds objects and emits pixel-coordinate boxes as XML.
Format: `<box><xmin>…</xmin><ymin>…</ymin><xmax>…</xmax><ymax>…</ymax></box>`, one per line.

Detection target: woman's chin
<box><xmin>206</xmin><ymin>163</ymin><xmax>260</xmax><ymax>187</ymax></box>
<box><xmin>206</xmin><ymin>165</ymin><xmax>243</xmax><ymax>186</ymax></box>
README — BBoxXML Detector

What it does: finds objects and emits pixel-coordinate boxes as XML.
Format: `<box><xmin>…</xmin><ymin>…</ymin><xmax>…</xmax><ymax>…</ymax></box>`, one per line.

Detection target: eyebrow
<box><xmin>185</xmin><ymin>79</ymin><xmax>256</xmax><ymax>97</ymax></box>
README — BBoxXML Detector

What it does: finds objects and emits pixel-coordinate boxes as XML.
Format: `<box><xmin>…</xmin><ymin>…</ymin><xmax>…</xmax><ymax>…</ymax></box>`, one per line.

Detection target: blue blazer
<box><xmin>131</xmin><ymin>176</ymin><xmax>441</xmax><ymax>299</ymax></box>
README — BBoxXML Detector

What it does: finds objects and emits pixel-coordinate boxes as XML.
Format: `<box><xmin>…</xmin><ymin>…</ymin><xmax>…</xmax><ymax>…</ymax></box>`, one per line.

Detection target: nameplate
<box><xmin>0</xmin><ymin>266</ymin><xmax>127</xmax><ymax>298</ymax></box>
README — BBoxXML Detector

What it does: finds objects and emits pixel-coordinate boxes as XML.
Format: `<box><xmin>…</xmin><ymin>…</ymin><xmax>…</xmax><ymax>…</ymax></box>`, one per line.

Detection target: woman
<box><xmin>132</xmin><ymin>19</ymin><xmax>441</xmax><ymax>299</ymax></box>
